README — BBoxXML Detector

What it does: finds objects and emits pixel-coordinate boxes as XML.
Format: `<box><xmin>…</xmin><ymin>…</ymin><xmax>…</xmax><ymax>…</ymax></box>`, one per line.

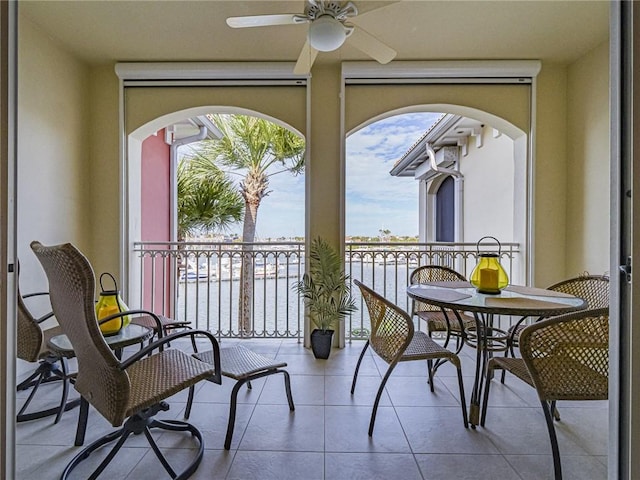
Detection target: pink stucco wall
<box><xmin>141</xmin><ymin>130</ymin><xmax>172</xmax><ymax>314</ymax></box>
<box><xmin>141</xmin><ymin>129</ymin><xmax>171</xmax><ymax>242</ymax></box>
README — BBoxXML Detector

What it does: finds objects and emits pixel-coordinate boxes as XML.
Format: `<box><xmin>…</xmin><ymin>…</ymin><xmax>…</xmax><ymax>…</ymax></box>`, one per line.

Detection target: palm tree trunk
<box><xmin>238</xmin><ymin>199</ymin><xmax>258</xmax><ymax>335</ymax></box>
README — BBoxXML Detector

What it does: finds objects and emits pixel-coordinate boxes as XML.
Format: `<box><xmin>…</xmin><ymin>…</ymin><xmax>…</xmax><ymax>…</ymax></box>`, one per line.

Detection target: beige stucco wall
<box><xmin>532</xmin><ymin>45</ymin><xmax>610</xmax><ymax>288</ymax></box>
<box><xmin>308</xmin><ymin>64</ymin><xmax>342</xmax><ymax>248</ymax></box>
<box><xmin>307</xmin><ymin>64</ymin><xmax>343</xmax><ymax>346</ymax></box>
<box><xmin>566</xmin><ymin>41</ymin><xmax>610</xmax><ymax>277</ymax></box>
<box><xmin>533</xmin><ymin>63</ymin><xmax>569</xmax><ymax>287</ymax></box>
<box><xmin>16</xmin><ymin>15</ymin><xmax>91</xmax><ymax>291</ymax></box>
<box><xmin>86</xmin><ymin>64</ymin><xmax>121</xmax><ymax>279</ymax></box>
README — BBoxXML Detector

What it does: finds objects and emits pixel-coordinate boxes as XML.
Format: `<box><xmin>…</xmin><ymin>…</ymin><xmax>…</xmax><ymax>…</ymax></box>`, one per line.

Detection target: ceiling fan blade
<box><xmin>226</xmin><ymin>14</ymin><xmax>307</xmax><ymax>28</ymax></box>
<box><xmin>294</xmin><ymin>40</ymin><xmax>319</xmax><ymax>75</ymax></box>
<box><xmin>347</xmin><ymin>25</ymin><xmax>396</xmax><ymax>64</ymax></box>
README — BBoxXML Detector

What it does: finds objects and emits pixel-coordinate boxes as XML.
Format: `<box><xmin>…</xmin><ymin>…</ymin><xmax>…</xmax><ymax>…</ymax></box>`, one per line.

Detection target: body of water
<box><xmin>176</xmin><ymin>261</ymin><xmax>416</xmax><ymax>339</ymax></box>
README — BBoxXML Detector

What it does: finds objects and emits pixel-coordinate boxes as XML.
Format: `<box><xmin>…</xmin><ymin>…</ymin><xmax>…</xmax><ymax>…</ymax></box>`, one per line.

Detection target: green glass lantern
<box><xmin>95</xmin><ymin>272</ymin><xmax>130</xmax><ymax>336</ymax></box>
<box><xmin>469</xmin><ymin>236</ymin><xmax>509</xmax><ymax>294</ymax></box>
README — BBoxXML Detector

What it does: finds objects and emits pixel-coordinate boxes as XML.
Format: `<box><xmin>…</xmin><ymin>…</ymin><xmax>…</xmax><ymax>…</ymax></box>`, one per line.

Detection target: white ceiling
<box><xmin>19</xmin><ymin>1</ymin><xmax>609</xmax><ymax>67</ymax></box>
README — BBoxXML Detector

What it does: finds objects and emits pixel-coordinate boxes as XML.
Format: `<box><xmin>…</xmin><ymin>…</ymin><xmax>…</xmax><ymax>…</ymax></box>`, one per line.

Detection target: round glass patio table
<box><xmin>406</xmin><ymin>282</ymin><xmax>587</xmax><ymax>427</ymax></box>
<box><xmin>48</xmin><ymin>323</ymin><xmax>153</xmax><ymax>358</ymax></box>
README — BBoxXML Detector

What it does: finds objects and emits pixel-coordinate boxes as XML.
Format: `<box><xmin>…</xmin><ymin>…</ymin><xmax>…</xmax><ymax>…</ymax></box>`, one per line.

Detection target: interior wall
<box><xmin>566</xmin><ymin>40</ymin><xmax>610</xmax><ymax>277</ymax></box>
<box><xmin>87</xmin><ymin>64</ymin><xmax>120</xmax><ymax>279</ymax></box>
<box><xmin>16</xmin><ymin>14</ymin><xmax>90</xmax><ymax>291</ymax></box>
<box><xmin>533</xmin><ymin>63</ymin><xmax>569</xmax><ymax>287</ymax></box>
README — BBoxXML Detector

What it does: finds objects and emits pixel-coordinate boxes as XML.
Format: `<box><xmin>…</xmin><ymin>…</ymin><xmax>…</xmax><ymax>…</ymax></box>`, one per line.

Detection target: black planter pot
<box><xmin>310</xmin><ymin>329</ymin><xmax>334</xmax><ymax>359</ymax></box>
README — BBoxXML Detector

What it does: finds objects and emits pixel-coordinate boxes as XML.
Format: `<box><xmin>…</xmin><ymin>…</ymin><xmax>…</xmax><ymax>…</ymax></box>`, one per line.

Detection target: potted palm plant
<box><xmin>295</xmin><ymin>237</ymin><xmax>357</xmax><ymax>359</ymax></box>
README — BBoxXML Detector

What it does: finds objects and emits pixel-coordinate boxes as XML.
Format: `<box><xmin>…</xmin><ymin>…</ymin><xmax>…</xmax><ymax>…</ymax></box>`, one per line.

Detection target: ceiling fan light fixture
<box><xmin>308</xmin><ymin>15</ymin><xmax>348</xmax><ymax>52</ymax></box>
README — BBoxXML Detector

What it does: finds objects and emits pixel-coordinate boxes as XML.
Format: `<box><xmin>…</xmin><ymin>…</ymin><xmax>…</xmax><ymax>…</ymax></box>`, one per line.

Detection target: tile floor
<box><xmin>15</xmin><ymin>338</ymin><xmax>608</xmax><ymax>480</ymax></box>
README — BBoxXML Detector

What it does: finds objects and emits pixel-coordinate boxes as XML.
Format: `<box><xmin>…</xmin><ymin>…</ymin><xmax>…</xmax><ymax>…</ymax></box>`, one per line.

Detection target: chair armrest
<box><xmin>119</xmin><ymin>329</ymin><xmax>222</xmax><ymax>385</ymax></box>
<box><xmin>22</xmin><ymin>291</ymin><xmax>50</xmax><ymax>299</ymax></box>
<box><xmin>22</xmin><ymin>291</ymin><xmax>55</xmax><ymax>323</ymax></box>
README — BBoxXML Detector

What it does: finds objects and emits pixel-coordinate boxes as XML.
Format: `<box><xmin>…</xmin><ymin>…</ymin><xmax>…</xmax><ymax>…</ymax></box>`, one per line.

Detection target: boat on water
<box><xmin>179</xmin><ymin>258</ymin><xmax>288</xmax><ymax>283</ymax></box>
<box><xmin>255</xmin><ymin>263</ymin><xmax>278</xmax><ymax>278</ymax></box>
<box><xmin>179</xmin><ymin>262</ymin><xmax>216</xmax><ymax>282</ymax></box>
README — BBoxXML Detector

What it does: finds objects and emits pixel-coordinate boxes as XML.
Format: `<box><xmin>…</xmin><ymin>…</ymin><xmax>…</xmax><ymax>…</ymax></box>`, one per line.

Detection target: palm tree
<box><xmin>177</xmin><ymin>157</ymin><xmax>244</xmax><ymax>240</ymax></box>
<box><xmin>188</xmin><ymin>114</ymin><xmax>305</xmax><ymax>333</ymax></box>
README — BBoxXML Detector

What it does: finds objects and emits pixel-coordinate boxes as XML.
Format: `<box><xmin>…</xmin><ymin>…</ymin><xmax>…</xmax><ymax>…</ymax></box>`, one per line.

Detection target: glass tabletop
<box><xmin>407</xmin><ymin>284</ymin><xmax>587</xmax><ymax>316</ymax></box>
<box><xmin>48</xmin><ymin>323</ymin><xmax>153</xmax><ymax>354</ymax></box>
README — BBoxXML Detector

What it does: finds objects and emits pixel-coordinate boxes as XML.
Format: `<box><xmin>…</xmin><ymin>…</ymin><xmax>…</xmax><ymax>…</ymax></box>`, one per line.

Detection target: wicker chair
<box><xmin>409</xmin><ymin>265</ymin><xmax>475</xmax><ymax>353</ymax></box>
<box><xmin>506</xmin><ymin>274</ymin><xmax>610</xmax><ymax>356</ymax></box>
<box><xmin>31</xmin><ymin>241</ymin><xmax>221</xmax><ymax>480</ymax></box>
<box><xmin>351</xmin><ymin>280</ymin><xmax>468</xmax><ymax>436</ymax></box>
<box><xmin>16</xmin><ymin>280</ymin><xmax>78</xmax><ymax>423</ymax></box>
<box><xmin>130</xmin><ymin>313</ymin><xmax>193</xmax><ymax>347</ymax></box>
<box><xmin>481</xmin><ymin>307</ymin><xmax>609</xmax><ymax>480</ymax></box>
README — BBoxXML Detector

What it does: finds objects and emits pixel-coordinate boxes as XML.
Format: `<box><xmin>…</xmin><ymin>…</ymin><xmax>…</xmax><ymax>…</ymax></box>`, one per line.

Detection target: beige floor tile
<box><xmin>15</xmin><ymin>338</ymin><xmax>608</xmax><ymax>479</ymax></box>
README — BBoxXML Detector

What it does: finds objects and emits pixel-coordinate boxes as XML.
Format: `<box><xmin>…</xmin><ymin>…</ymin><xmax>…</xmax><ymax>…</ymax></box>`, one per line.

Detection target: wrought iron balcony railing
<box><xmin>132</xmin><ymin>241</ymin><xmax>520</xmax><ymax>341</ymax></box>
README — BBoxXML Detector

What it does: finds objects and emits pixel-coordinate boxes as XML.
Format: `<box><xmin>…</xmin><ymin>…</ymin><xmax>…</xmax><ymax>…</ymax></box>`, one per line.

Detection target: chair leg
<box><xmin>427</xmin><ymin>359</ymin><xmax>435</xmax><ymax>393</ymax></box>
<box><xmin>541</xmin><ymin>400</ymin><xmax>563</xmax><ymax>480</ymax></box>
<box><xmin>369</xmin><ymin>362</ymin><xmax>397</xmax><ymax>436</ymax></box>
<box><xmin>16</xmin><ymin>365</ymin><xmax>47</xmax><ymax>391</ymax></box>
<box><xmin>224</xmin><ymin>368</ymin><xmax>295</xmax><ymax>451</ymax></box>
<box><xmin>455</xmin><ymin>363</ymin><xmax>469</xmax><ymax>428</ymax></box>
<box><xmin>184</xmin><ymin>384</ymin><xmax>196</xmax><ymax>419</ymax></box>
<box><xmin>282</xmin><ymin>370</ymin><xmax>295</xmax><ymax>411</ymax></box>
<box><xmin>351</xmin><ymin>340</ymin><xmax>369</xmax><ymax>394</ymax></box>
<box><xmin>17</xmin><ymin>357</ymin><xmax>79</xmax><ymax>423</ymax></box>
<box><xmin>53</xmin><ymin>358</ymin><xmax>71</xmax><ymax>424</ymax></box>
<box><xmin>75</xmin><ymin>396</ymin><xmax>90</xmax><ymax>446</ymax></box>
<box><xmin>480</xmin><ymin>362</ymin><xmax>496</xmax><ymax>426</ymax></box>
<box><xmin>16</xmin><ymin>371</ymin><xmax>45</xmax><ymax>420</ymax></box>
<box><xmin>226</xmin><ymin>379</ymin><xmax>247</xmax><ymax>450</ymax></box>
<box><xmin>144</xmin><ymin>426</ymin><xmax>176</xmax><ymax>477</ymax></box>
<box><xmin>63</xmin><ymin>404</ymin><xmax>204</xmax><ymax>480</ymax></box>
<box><xmin>87</xmin><ymin>428</ymin><xmax>133</xmax><ymax>480</ymax></box>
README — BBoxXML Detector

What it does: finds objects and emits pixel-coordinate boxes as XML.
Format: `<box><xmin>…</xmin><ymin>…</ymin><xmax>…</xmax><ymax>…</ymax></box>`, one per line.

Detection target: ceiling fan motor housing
<box><xmin>306</xmin><ymin>1</ymin><xmax>345</xmax><ymax>20</ymax></box>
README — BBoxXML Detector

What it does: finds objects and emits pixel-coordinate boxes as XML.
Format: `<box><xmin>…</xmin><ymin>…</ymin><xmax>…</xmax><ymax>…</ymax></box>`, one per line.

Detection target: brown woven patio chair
<box><xmin>352</xmin><ymin>280</ymin><xmax>468</xmax><ymax>436</ymax></box>
<box><xmin>409</xmin><ymin>265</ymin><xmax>475</xmax><ymax>352</ymax></box>
<box><xmin>16</xmin><ymin>272</ymin><xmax>78</xmax><ymax>423</ymax></box>
<box><xmin>506</xmin><ymin>274</ymin><xmax>609</xmax><ymax>356</ymax></box>
<box><xmin>130</xmin><ymin>313</ymin><xmax>193</xmax><ymax>349</ymax></box>
<box><xmin>31</xmin><ymin>241</ymin><xmax>221</xmax><ymax>480</ymax></box>
<box><xmin>481</xmin><ymin>307</ymin><xmax>609</xmax><ymax>480</ymax></box>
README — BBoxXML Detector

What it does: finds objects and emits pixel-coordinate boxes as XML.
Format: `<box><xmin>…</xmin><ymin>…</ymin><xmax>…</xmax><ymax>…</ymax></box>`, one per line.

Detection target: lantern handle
<box><xmin>99</xmin><ymin>272</ymin><xmax>119</xmax><ymax>293</ymax></box>
<box><xmin>476</xmin><ymin>236</ymin><xmax>502</xmax><ymax>256</ymax></box>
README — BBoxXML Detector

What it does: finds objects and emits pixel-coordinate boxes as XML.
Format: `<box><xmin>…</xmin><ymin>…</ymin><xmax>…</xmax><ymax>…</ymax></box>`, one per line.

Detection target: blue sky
<box><xmin>199</xmin><ymin>112</ymin><xmax>442</xmax><ymax>239</ymax></box>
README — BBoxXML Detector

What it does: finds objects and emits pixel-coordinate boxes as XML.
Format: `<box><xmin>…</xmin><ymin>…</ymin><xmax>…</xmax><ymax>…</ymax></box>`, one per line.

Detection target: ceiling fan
<box><xmin>226</xmin><ymin>1</ymin><xmax>397</xmax><ymax>74</ymax></box>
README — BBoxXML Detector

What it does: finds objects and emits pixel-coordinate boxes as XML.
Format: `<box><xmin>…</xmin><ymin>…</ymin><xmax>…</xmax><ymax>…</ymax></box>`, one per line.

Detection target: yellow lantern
<box><xmin>95</xmin><ymin>272</ymin><xmax>130</xmax><ymax>336</ymax></box>
<box><xmin>469</xmin><ymin>236</ymin><xmax>509</xmax><ymax>294</ymax></box>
